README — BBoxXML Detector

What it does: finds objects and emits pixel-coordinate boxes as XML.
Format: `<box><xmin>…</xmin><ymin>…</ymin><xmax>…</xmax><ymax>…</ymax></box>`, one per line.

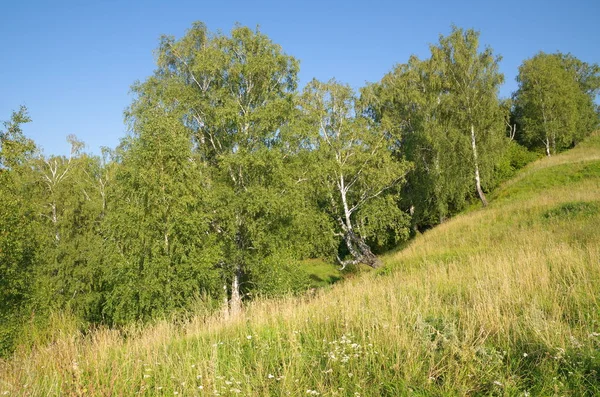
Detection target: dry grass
<box><xmin>2</xmin><ymin>135</ymin><xmax>600</xmax><ymax>396</ymax></box>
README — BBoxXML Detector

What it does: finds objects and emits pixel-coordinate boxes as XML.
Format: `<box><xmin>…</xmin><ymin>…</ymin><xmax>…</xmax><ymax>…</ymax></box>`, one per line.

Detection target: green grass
<box><xmin>301</xmin><ymin>259</ymin><xmax>342</xmax><ymax>288</ymax></box>
<box><xmin>2</xmin><ymin>133</ymin><xmax>600</xmax><ymax>396</ymax></box>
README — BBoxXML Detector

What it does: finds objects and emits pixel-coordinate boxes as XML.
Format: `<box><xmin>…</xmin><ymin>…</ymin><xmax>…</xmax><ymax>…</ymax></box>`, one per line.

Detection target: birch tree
<box><xmin>514</xmin><ymin>52</ymin><xmax>599</xmax><ymax>155</ymax></box>
<box><xmin>429</xmin><ymin>27</ymin><xmax>506</xmax><ymax>206</ymax></box>
<box><xmin>363</xmin><ymin>30</ymin><xmax>507</xmax><ymax>228</ymax></box>
<box><xmin>29</xmin><ymin>137</ymin><xmax>112</xmax><ymax>323</ymax></box>
<box><xmin>129</xmin><ymin>23</ymin><xmax>322</xmax><ymax>316</ymax></box>
<box><xmin>298</xmin><ymin>79</ymin><xmax>410</xmax><ymax>269</ymax></box>
<box><xmin>102</xmin><ymin>108</ymin><xmax>220</xmax><ymax>324</ymax></box>
<box><xmin>363</xmin><ymin>55</ymin><xmax>472</xmax><ymax>228</ymax></box>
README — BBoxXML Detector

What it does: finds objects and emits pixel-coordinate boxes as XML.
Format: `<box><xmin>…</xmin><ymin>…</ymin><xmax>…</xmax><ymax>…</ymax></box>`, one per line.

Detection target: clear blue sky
<box><xmin>2</xmin><ymin>0</ymin><xmax>599</xmax><ymax>156</ymax></box>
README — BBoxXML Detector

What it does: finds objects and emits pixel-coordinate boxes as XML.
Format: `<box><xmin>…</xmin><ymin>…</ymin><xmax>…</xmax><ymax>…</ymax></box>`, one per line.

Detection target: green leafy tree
<box><xmin>363</xmin><ymin>28</ymin><xmax>507</xmax><ymax>229</ymax></box>
<box><xmin>0</xmin><ymin>107</ymin><xmax>37</xmax><ymax>356</ymax></box>
<box><xmin>297</xmin><ymin>79</ymin><xmax>410</xmax><ymax>269</ymax></box>
<box><xmin>25</xmin><ymin>136</ymin><xmax>111</xmax><ymax>326</ymax></box>
<box><xmin>0</xmin><ymin>106</ymin><xmax>35</xmax><ymax>169</ymax></box>
<box><xmin>129</xmin><ymin>22</ymin><xmax>328</xmax><ymax>316</ymax></box>
<box><xmin>102</xmin><ymin>109</ymin><xmax>221</xmax><ymax>325</ymax></box>
<box><xmin>429</xmin><ymin>27</ymin><xmax>506</xmax><ymax>206</ymax></box>
<box><xmin>363</xmin><ymin>56</ymin><xmax>472</xmax><ymax>228</ymax></box>
<box><xmin>513</xmin><ymin>52</ymin><xmax>599</xmax><ymax>156</ymax></box>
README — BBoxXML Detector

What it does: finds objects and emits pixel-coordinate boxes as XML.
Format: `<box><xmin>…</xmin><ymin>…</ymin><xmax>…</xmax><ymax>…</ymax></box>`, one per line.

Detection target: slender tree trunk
<box><xmin>541</xmin><ymin>101</ymin><xmax>551</xmax><ymax>157</ymax></box>
<box><xmin>338</xmin><ymin>174</ymin><xmax>383</xmax><ymax>269</ymax></box>
<box><xmin>229</xmin><ymin>265</ymin><xmax>242</xmax><ymax>317</ymax></box>
<box><xmin>470</xmin><ymin>124</ymin><xmax>488</xmax><ymax>207</ymax></box>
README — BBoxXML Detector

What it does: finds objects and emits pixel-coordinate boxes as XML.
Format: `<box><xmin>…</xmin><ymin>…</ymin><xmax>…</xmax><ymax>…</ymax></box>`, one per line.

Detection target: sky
<box><xmin>1</xmin><ymin>0</ymin><xmax>599</xmax><ymax>156</ymax></box>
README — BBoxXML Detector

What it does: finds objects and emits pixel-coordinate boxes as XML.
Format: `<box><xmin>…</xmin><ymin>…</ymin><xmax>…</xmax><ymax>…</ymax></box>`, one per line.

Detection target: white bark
<box><xmin>471</xmin><ymin>124</ymin><xmax>488</xmax><ymax>207</ymax></box>
<box><xmin>339</xmin><ymin>174</ymin><xmax>353</xmax><ymax>232</ymax></box>
<box><xmin>540</xmin><ymin>98</ymin><xmax>552</xmax><ymax>157</ymax></box>
<box><xmin>229</xmin><ymin>266</ymin><xmax>242</xmax><ymax>317</ymax></box>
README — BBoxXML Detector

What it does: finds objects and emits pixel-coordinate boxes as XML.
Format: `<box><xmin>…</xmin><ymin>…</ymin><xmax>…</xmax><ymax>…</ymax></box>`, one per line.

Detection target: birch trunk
<box><xmin>541</xmin><ymin>100</ymin><xmax>552</xmax><ymax>157</ymax></box>
<box><xmin>470</xmin><ymin>124</ymin><xmax>488</xmax><ymax>207</ymax></box>
<box><xmin>229</xmin><ymin>265</ymin><xmax>242</xmax><ymax>317</ymax></box>
<box><xmin>338</xmin><ymin>174</ymin><xmax>383</xmax><ymax>269</ymax></box>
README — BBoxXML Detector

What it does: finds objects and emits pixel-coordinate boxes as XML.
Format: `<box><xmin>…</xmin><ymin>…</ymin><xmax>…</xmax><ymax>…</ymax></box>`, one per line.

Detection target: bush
<box><xmin>247</xmin><ymin>253</ymin><xmax>313</xmax><ymax>297</ymax></box>
<box><xmin>495</xmin><ymin>140</ymin><xmax>540</xmax><ymax>182</ymax></box>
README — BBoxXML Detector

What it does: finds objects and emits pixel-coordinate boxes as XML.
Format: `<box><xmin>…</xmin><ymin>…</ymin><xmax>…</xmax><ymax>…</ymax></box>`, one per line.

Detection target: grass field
<box><xmin>1</xmin><ymin>134</ymin><xmax>600</xmax><ymax>396</ymax></box>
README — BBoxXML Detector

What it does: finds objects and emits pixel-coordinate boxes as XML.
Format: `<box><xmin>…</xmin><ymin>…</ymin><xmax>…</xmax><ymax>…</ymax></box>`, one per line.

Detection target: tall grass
<box><xmin>2</xmin><ymin>135</ymin><xmax>600</xmax><ymax>396</ymax></box>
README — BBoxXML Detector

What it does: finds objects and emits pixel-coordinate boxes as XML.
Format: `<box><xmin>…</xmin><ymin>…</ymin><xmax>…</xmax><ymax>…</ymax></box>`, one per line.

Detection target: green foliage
<box><xmin>30</xmin><ymin>146</ymin><xmax>109</xmax><ymax>325</ymax></box>
<box><xmin>125</xmin><ymin>22</ymin><xmax>331</xmax><ymax>317</ymax></box>
<box><xmin>494</xmin><ymin>140</ymin><xmax>541</xmax><ymax>182</ymax></box>
<box><xmin>0</xmin><ymin>190</ymin><xmax>37</xmax><ymax>356</ymax></box>
<box><xmin>296</xmin><ymin>79</ymin><xmax>411</xmax><ymax>266</ymax></box>
<box><xmin>247</xmin><ymin>253</ymin><xmax>313</xmax><ymax>297</ymax></box>
<box><xmin>364</xmin><ymin>27</ymin><xmax>509</xmax><ymax>229</ymax></box>
<box><xmin>0</xmin><ymin>108</ymin><xmax>37</xmax><ymax>357</ymax></box>
<box><xmin>103</xmin><ymin>110</ymin><xmax>221</xmax><ymax>325</ymax></box>
<box><xmin>430</xmin><ymin>27</ymin><xmax>508</xmax><ymax>200</ymax></box>
<box><xmin>0</xmin><ymin>106</ymin><xmax>35</xmax><ymax>169</ymax></box>
<box><xmin>357</xmin><ymin>195</ymin><xmax>410</xmax><ymax>253</ymax></box>
<box><xmin>513</xmin><ymin>52</ymin><xmax>600</xmax><ymax>155</ymax></box>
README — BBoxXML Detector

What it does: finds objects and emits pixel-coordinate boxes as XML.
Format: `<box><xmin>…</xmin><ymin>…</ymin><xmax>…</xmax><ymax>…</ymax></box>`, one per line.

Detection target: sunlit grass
<box><xmin>1</xmin><ymin>134</ymin><xmax>600</xmax><ymax>395</ymax></box>
<box><xmin>300</xmin><ymin>258</ymin><xmax>342</xmax><ymax>288</ymax></box>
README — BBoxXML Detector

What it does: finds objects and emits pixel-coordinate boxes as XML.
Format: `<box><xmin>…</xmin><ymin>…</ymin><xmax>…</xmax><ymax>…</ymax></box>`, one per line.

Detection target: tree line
<box><xmin>1</xmin><ymin>23</ymin><xmax>598</xmax><ymax>356</ymax></box>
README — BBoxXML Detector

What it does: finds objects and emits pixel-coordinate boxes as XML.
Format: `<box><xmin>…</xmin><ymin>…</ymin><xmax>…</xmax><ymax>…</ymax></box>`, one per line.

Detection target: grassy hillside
<box><xmin>1</xmin><ymin>134</ymin><xmax>600</xmax><ymax>396</ymax></box>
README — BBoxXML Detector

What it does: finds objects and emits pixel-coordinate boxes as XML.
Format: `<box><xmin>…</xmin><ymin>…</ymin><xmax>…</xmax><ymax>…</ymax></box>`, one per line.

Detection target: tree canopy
<box><xmin>513</xmin><ymin>52</ymin><xmax>600</xmax><ymax>155</ymax></box>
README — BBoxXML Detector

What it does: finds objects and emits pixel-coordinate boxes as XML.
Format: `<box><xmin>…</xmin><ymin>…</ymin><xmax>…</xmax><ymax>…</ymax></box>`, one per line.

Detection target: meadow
<box><xmin>1</xmin><ymin>134</ymin><xmax>599</xmax><ymax>396</ymax></box>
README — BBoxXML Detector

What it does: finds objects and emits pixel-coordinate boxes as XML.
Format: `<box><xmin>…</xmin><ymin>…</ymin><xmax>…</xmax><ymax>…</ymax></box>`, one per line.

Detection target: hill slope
<box><xmin>2</xmin><ymin>134</ymin><xmax>600</xmax><ymax>396</ymax></box>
